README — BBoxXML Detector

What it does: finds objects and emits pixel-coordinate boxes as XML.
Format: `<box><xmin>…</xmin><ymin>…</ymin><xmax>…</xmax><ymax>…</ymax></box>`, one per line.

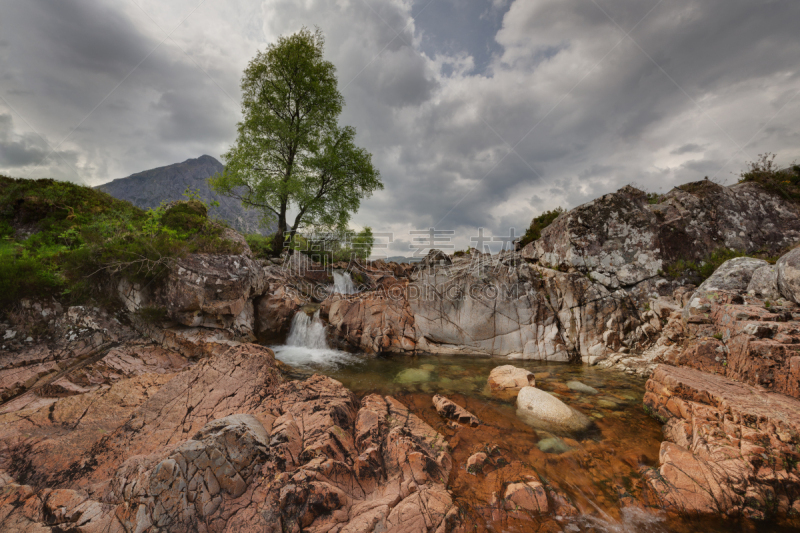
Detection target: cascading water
<box><xmin>332</xmin><ymin>271</ymin><xmax>357</xmax><ymax>294</ymax></box>
<box><xmin>271</xmin><ymin>310</ymin><xmax>359</xmax><ymax>369</ymax></box>
<box><xmin>286</xmin><ymin>310</ymin><xmax>329</xmax><ymax>349</ymax></box>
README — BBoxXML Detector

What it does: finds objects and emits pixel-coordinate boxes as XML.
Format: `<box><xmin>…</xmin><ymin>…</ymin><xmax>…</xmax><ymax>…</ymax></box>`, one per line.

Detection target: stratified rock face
<box><xmin>117</xmin><ymin>239</ymin><xmax>266</xmax><ymax>341</ymax></box>
<box><xmin>0</xmin><ymin>343</ymin><xmax>457</xmax><ymax>533</ymax></box>
<box><xmin>523</xmin><ymin>181</ymin><xmax>800</xmax><ymax>289</ymax></box>
<box><xmin>643</xmin><ymin>364</ymin><xmax>800</xmax><ymax>518</ymax></box>
<box><xmin>328</xmin><ymin>254</ymin><xmax>655</xmax><ymax>363</ymax></box>
<box><xmin>777</xmin><ymin>247</ymin><xmax>800</xmax><ymax>304</ymax></box>
<box><xmin>667</xmin><ymin>289</ymin><xmax>800</xmax><ymax>400</ymax></box>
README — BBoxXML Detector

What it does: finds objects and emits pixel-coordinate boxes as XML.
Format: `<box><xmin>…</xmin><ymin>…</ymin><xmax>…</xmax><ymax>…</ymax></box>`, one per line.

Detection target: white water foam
<box><xmin>564</xmin><ymin>507</ymin><xmax>667</xmax><ymax>533</ymax></box>
<box><xmin>272</xmin><ymin>310</ymin><xmax>360</xmax><ymax>369</ymax></box>
<box><xmin>332</xmin><ymin>271</ymin><xmax>357</xmax><ymax>294</ymax></box>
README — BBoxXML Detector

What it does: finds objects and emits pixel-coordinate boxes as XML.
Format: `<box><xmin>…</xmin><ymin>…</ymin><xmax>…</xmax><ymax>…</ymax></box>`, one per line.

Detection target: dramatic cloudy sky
<box><xmin>2</xmin><ymin>0</ymin><xmax>799</xmax><ymax>254</ymax></box>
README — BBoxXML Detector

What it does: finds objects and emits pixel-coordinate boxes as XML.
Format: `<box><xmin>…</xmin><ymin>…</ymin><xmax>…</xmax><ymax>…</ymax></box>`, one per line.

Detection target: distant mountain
<box><xmin>384</xmin><ymin>255</ymin><xmax>421</xmax><ymax>264</ymax></box>
<box><xmin>95</xmin><ymin>155</ymin><xmax>272</xmax><ymax>235</ymax></box>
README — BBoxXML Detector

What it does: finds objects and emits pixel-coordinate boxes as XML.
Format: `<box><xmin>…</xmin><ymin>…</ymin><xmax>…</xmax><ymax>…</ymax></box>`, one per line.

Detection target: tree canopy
<box><xmin>210</xmin><ymin>28</ymin><xmax>382</xmax><ymax>255</ymax></box>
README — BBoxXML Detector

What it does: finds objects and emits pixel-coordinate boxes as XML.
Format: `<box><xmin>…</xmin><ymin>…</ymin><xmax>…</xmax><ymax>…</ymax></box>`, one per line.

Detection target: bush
<box><xmin>646</xmin><ymin>192</ymin><xmax>662</xmax><ymax>204</ymax></box>
<box><xmin>245</xmin><ymin>233</ymin><xmax>275</xmax><ymax>260</ymax></box>
<box><xmin>664</xmin><ymin>248</ymin><xmax>748</xmax><ymax>282</ymax></box>
<box><xmin>0</xmin><ymin>176</ymin><xmax>241</xmax><ymax>313</ymax></box>
<box><xmin>519</xmin><ymin>207</ymin><xmax>565</xmax><ymax>248</ymax></box>
<box><xmin>739</xmin><ymin>153</ymin><xmax>800</xmax><ymax>202</ymax></box>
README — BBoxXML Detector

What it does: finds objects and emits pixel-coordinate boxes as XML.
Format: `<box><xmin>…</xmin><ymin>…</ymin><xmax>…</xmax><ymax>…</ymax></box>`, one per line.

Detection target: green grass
<box><xmin>0</xmin><ymin>176</ymin><xmax>242</xmax><ymax>314</ymax></box>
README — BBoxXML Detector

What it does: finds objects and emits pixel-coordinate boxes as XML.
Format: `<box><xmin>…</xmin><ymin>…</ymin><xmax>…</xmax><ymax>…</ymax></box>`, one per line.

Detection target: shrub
<box><xmin>664</xmin><ymin>248</ymin><xmax>748</xmax><ymax>282</ymax></box>
<box><xmin>739</xmin><ymin>153</ymin><xmax>800</xmax><ymax>202</ymax></box>
<box><xmin>0</xmin><ymin>176</ymin><xmax>241</xmax><ymax>314</ymax></box>
<box><xmin>519</xmin><ymin>207</ymin><xmax>565</xmax><ymax>248</ymax></box>
<box><xmin>646</xmin><ymin>192</ymin><xmax>662</xmax><ymax>204</ymax></box>
<box><xmin>245</xmin><ymin>233</ymin><xmax>275</xmax><ymax>260</ymax></box>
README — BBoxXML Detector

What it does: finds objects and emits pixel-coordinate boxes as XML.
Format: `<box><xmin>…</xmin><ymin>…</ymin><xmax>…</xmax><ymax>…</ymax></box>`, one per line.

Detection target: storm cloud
<box><xmin>1</xmin><ymin>0</ymin><xmax>799</xmax><ymax>253</ymax></box>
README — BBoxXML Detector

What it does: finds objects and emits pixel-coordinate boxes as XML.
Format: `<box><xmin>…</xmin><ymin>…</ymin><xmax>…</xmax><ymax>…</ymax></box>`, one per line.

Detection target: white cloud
<box><xmin>1</xmin><ymin>0</ymin><xmax>799</xmax><ymax>254</ymax></box>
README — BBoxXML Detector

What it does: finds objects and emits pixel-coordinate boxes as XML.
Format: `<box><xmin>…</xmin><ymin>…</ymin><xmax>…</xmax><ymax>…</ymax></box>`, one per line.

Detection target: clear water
<box><xmin>271</xmin><ymin>343</ymin><xmax>800</xmax><ymax>533</ymax></box>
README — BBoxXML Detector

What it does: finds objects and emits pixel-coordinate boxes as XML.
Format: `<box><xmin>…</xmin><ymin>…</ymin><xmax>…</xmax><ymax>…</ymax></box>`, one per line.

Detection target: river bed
<box><xmin>271</xmin><ymin>344</ymin><xmax>798</xmax><ymax>533</ymax></box>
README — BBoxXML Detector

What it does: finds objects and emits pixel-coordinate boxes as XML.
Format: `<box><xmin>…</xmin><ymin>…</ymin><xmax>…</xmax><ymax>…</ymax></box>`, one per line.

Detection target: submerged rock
<box><xmin>395</xmin><ymin>367</ymin><xmax>432</xmax><ymax>383</ymax></box>
<box><xmin>516</xmin><ymin>386</ymin><xmax>592</xmax><ymax>434</ymax></box>
<box><xmin>503</xmin><ymin>481</ymin><xmax>548</xmax><ymax>513</ymax></box>
<box><xmin>488</xmin><ymin>365</ymin><xmax>535</xmax><ymax>392</ymax></box>
<box><xmin>566</xmin><ymin>380</ymin><xmax>598</xmax><ymax>394</ymax></box>
<box><xmin>466</xmin><ymin>452</ymin><xmax>488</xmax><ymax>474</ymax></box>
<box><xmin>536</xmin><ymin>436</ymin><xmax>572</xmax><ymax>454</ymax></box>
<box><xmin>432</xmin><ymin>394</ymin><xmax>481</xmax><ymax>427</ymax></box>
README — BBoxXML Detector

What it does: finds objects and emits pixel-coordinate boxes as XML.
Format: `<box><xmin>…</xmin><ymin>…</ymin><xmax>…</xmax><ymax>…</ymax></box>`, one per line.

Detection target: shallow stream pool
<box><xmin>272</xmin><ymin>346</ymin><xmax>799</xmax><ymax>533</ymax></box>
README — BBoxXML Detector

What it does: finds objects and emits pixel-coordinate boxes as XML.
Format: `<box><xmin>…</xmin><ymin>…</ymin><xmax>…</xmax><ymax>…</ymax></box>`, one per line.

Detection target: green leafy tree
<box><xmin>210</xmin><ymin>28</ymin><xmax>382</xmax><ymax>255</ymax></box>
<box><xmin>351</xmin><ymin>226</ymin><xmax>374</xmax><ymax>260</ymax></box>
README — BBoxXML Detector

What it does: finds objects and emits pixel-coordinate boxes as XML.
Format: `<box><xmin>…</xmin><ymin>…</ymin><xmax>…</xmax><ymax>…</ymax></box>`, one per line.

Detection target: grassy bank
<box><xmin>0</xmin><ymin>176</ymin><xmax>241</xmax><ymax>314</ymax></box>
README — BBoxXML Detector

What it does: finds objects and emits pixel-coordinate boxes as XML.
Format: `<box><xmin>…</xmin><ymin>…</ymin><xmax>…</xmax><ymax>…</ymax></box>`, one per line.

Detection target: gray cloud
<box><xmin>1</xmin><ymin>0</ymin><xmax>799</xmax><ymax>252</ymax></box>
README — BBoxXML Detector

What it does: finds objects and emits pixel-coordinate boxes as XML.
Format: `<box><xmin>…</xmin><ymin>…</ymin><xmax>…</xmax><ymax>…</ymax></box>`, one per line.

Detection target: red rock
<box><xmin>487</xmin><ymin>365</ymin><xmax>535</xmax><ymax>392</ymax></box>
<box><xmin>644</xmin><ymin>364</ymin><xmax>800</xmax><ymax>517</ymax></box>
<box><xmin>466</xmin><ymin>452</ymin><xmax>488</xmax><ymax>475</ymax></box>
<box><xmin>502</xmin><ymin>481</ymin><xmax>548</xmax><ymax>513</ymax></box>
<box><xmin>432</xmin><ymin>395</ymin><xmax>481</xmax><ymax>427</ymax></box>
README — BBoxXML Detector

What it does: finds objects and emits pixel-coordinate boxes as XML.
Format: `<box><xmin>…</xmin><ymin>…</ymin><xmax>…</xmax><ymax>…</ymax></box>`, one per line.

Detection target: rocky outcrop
<box><xmin>0</xmin><ymin>339</ymin><xmax>458</xmax><ymax>532</ymax></box>
<box><xmin>327</xmin><ymin>252</ymin><xmax>662</xmax><ymax>363</ymax></box>
<box><xmin>116</xmin><ymin>236</ymin><xmax>266</xmax><ymax>341</ymax></box>
<box><xmin>692</xmin><ymin>256</ymin><xmax>768</xmax><ymax>295</ymax></box>
<box><xmin>748</xmin><ymin>264</ymin><xmax>781</xmax><ymax>300</ymax></box>
<box><xmin>644</xmin><ymin>364</ymin><xmax>800</xmax><ymax>519</ymax></box>
<box><xmin>522</xmin><ymin>180</ymin><xmax>800</xmax><ymax>289</ymax></box>
<box><xmin>522</xmin><ymin>181</ymin><xmax>800</xmax><ymax>288</ymax></box>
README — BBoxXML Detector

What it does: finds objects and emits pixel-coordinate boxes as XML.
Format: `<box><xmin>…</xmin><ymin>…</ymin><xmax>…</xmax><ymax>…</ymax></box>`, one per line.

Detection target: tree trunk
<box><xmin>272</xmin><ymin>204</ymin><xmax>288</xmax><ymax>256</ymax></box>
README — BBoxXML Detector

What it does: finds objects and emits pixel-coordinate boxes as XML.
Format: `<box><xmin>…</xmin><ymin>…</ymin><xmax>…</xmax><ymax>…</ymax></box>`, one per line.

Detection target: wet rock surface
<box><xmin>432</xmin><ymin>394</ymin><xmax>481</xmax><ymax>427</ymax></box>
<box><xmin>487</xmin><ymin>365</ymin><xmax>535</xmax><ymax>392</ymax></box>
<box><xmin>516</xmin><ymin>386</ymin><xmax>593</xmax><ymax>434</ymax></box>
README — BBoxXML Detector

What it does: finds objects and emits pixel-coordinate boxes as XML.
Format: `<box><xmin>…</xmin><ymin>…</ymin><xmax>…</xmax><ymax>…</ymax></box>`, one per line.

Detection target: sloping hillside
<box><xmin>96</xmin><ymin>155</ymin><xmax>271</xmax><ymax>235</ymax></box>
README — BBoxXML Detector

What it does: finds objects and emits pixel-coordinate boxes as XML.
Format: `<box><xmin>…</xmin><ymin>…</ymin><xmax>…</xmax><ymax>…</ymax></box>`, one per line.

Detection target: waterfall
<box><xmin>286</xmin><ymin>310</ymin><xmax>329</xmax><ymax>349</ymax></box>
<box><xmin>271</xmin><ymin>311</ymin><xmax>359</xmax><ymax>369</ymax></box>
<box><xmin>333</xmin><ymin>271</ymin><xmax>357</xmax><ymax>295</ymax></box>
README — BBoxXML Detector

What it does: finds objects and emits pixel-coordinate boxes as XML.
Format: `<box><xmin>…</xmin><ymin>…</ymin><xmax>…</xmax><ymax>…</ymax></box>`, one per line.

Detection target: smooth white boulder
<box><xmin>516</xmin><ymin>386</ymin><xmax>592</xmax><ymax>434</ymax></box>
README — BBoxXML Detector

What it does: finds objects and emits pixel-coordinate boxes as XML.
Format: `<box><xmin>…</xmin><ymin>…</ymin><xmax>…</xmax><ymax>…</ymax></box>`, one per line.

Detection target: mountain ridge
<box><xmin>96</xmin><ymin>155</ymin><xmax>271</xmax><ymax>235</ymax></box>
